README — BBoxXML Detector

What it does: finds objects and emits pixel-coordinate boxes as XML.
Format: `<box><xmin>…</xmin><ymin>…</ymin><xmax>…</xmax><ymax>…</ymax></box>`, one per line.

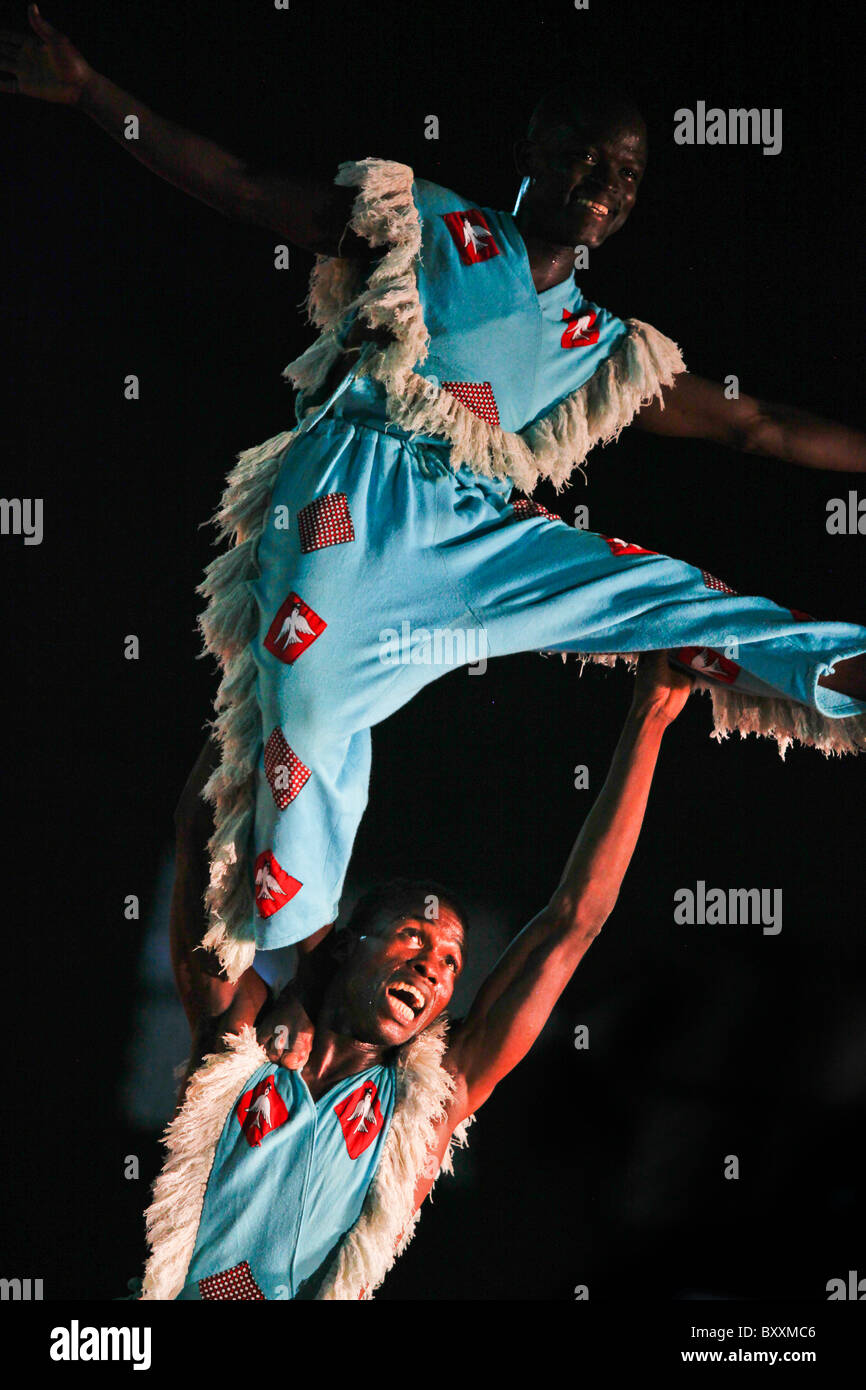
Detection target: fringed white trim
<box><xmin>314</xmin><ymin>1016</ymin><xmax>472</xmax><ymax>1300</ymax></box>
<box><xmin>139</xmin><ymin>1022</ymin><xmax>472</xmax><ymax>1302</ymax></box>
<box><xmin>197</xmin><ymin>429</ymin><xmax>299</xmax><ymax>981</ymax></box>
<box><xmin>140</xmin><ymin>1027</ymin><xmax>268</xmax><ymax>1301</ymax></box>
<box><xmin>577</xmin><ymin>651</ymin><xmax>866</xmax><ymax>758</ymax></box>
<box><xmin>282</xmin><ymin>159</ymin><xmax>687</xmax><ymax>493</ymax></box>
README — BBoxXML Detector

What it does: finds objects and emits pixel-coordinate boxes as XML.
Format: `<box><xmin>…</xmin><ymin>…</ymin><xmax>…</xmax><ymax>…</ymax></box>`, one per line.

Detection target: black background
<box><xmin>1</xmin><ymin>0</ymin><xmax>864</xmax><ymax>1302</ymax></box>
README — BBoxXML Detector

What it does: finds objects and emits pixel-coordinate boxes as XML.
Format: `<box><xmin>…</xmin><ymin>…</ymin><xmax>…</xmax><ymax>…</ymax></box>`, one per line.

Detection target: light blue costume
<box><xmin>175</xmin><ymin>1060</ymin><xmax>395</xmax><ymax>1300</ymax></box>
<box><xmin>200</xmin><ymin>159</ymin><xmax>866</xmax><ymax>967</ymax></box>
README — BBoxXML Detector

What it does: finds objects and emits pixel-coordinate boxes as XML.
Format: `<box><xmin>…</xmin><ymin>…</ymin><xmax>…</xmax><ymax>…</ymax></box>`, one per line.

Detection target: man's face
<box><xmin>514</xmin><ymin>107</ymin><xmax>647</xmax><ymax>251</ymax></box>
<box><xmin>327</xmin><ymin>906</ymin><xmax>466</xmax><ymax>1047</ymax></box>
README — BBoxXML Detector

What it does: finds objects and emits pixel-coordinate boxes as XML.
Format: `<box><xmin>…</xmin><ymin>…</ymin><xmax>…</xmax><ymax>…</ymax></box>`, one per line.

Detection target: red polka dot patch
<box><xmin>199</xmin><ymin>1261</ymin><xmax>266</xmax><ymax>1301</ymax></box>
<box><xmin>254</xmin><ymin>850</ymin><xmax>302</xmax><ymax>919</ymax></box>
<box><xmin>441</xmin><ymin>381</ymin><xmax>500</xmax><ymax>426</ymax></box>
<box><xmin>510</xmin><ymin>496</ymin><xmax>559</xmax><ymax>523</ymax></box>
<box><xmin>264</xmin><ymin>728</ymin><xmax>311</xmax><ymax>810</ymax></box>
<box><xmin>701</xmin><ymin>569</ymin><xmax>738</xmax><ymax>595</ymax></box>
<box><xmin>298</xmin><ymin>493</ymin><xmax>355</xmax><ymax>553</ymax></box>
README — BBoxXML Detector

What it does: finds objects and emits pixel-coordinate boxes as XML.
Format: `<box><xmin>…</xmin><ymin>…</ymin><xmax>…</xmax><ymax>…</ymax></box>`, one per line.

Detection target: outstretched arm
<box><xmin>633</xmin><ymin>372</ymin><xmax>866</xmax><ymax>473</ymax></box>
<box><xmin>2</xmin><ymin>6</ymin><xmax>377</xmax><ymax>256</ymax></box>
<box><xmin>445</xmin><ymin>654</ymin><xmax>692</xmax><ymax>1120</ymax></box>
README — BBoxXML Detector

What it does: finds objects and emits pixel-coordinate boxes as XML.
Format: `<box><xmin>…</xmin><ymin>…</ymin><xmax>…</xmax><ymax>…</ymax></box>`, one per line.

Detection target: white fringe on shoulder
<box><xmin>138</xmin><ymin>1020</ymin><xmax>471</xmax><ymax>1302</ymax></box>
<box><xmin>575</xmin><ymin>652</ymin><xmax>866</xmax><ymax>758</ymax></box>
<box><xmin>283</xmin><ymin>158</ymin><xmax>687</xmax><ymax>495</ymax></box>
<box><xmin>140</xmin><ymin>1027</ymin><xmax>268</xmax><ymax>1301</ymax></box>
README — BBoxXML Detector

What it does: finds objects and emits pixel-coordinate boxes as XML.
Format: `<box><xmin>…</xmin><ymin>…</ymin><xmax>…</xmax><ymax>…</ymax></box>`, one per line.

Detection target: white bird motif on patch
<box><xmin>255</xmin><ymin>862</ymin><xmax>284</xmax><ymax>901</ymax></box>
<box><xmin>275</xmin><ymin>605</ymin><xmax>314</xmax><ymax>648</ymax></box>
<box><xmin>460</xmin><ymin>215</ymin><xmax>493</xmax><ymax>255</ymax></box>
<box><xmin>690</xmin><ymin>649</ymin><xmax>728</xmax><ymax>677</ymax></box>
<box><xmin>347</xmin><ymin>1086</ymin><xmax>377</xmax><ymax>1133</ymax></box>
<box><xmin>563</xmin><ymin>313</ymin><xmax>595</xmax><ymax>344</ymax></box>
<box><xmin>248</xmin><ymin>1091</ymin><xmax>272</xmax><ymax>1130</ymax></box>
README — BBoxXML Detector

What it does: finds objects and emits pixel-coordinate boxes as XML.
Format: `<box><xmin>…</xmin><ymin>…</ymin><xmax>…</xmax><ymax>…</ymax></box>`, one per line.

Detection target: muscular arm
<box><xmin>633</xmin><ymin>372</ymin><xmax>866</xmax><ymax>473</ymax></box>
<box><xmin>4</xmin><ymin>8</ymin><xmax>378</xmax><ymax>255</ymax></box>
<box><xmin>444</xmin><ymin>656</ymin><xmax>691</xmax><ymax>1122</ymax></box>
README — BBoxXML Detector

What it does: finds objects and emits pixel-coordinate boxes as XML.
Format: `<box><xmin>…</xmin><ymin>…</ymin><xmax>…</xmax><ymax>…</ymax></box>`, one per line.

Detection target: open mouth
<box><xmin>385</xmin><ymin>980</ymin><xmax>427</xmax><ymax>1025</ymax></box>
<box><xmin>571</xmin><ymin>195</ymin><xmax>611</xmax><ymax>218</ymax></box>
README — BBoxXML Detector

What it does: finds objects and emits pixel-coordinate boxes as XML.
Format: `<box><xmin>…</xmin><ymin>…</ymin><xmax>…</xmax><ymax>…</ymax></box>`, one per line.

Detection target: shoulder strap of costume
<box><xmin>314</xmin><ymin>1015</ymin><xmax>473</xmax><ymax>1301</ymax></box>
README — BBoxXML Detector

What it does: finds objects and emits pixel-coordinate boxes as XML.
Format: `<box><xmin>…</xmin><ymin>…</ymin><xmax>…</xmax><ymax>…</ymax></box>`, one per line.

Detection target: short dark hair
<box><xmin>343</xmin><ymin>877</ymin><xmax>469</xmax><ymax>941</ymax></box>
<box><xmin>527</xmin><ymin>79</ymin><xmax>646</xmax><ymax>143</ymax></box>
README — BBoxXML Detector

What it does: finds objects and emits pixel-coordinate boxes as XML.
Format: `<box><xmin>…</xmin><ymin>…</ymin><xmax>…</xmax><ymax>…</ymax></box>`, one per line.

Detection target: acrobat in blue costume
<box><xmin>195</xmin><ymin>158</ymin><xmax>866</xmax><ymax>979</ymax></box>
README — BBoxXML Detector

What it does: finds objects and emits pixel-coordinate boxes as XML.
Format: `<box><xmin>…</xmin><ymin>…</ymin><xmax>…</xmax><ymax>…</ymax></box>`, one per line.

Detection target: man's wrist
<box><xmin>75</xmin><ymin>68</ymin><xmax>105</xmax><ymax>113</ymax></box>
<box><xmin>627</xmin><ymin>698</ymin><xmax>673</xmax><ymax>732</ymax></box>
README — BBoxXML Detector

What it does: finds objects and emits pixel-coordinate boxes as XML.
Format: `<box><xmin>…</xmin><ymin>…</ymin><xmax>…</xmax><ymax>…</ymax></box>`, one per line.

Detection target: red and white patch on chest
<box><xmin>441</xmin><ymin>381</ymin><xmax>500</xmax><ymax>426</ymax></box>
<box><xmin>199</xmin><ymin>1260</ymin><xmax>266</xmax><ymax>1301</ymax></box>
<box><xmin>602</xmin><ymin>535</ymin><xmax>658</xmax><ymax>557</ymax></box>
<box><xmin>561</xmin><ymin>307</ymin><xmax>599</xmax><ymax>349</ymax></box>
<box><xmin>298</xmin><ymin>493</ymin><xmax>355</xmax><ymax>553</ymax></box>
<box><xmin>264</xmin><ymin>728</ymin><xmax>311</xmax><ymax>810</ymax></box>
<box><xmin>264</xmin><ymin>592</ymin><xmax>326</xmax><ymax>664</ymax></box>
<box><xmin>675</xmin><ymin>646</ymin><xmax>741</xmax><ymax>685</ymax></box>
<box><xmin>441</xmin><ymin>209</ymin><xmax>500</xmax><ymax>264</ymax></box>
<box><xmin>254</xmin><ymin>850</ymin><xmax>302</xmax><ymax>918</ymax></box>
<box><xmin>236</xmin><ymin>1075</ymin><xmax>290</xmax><ymax>1148</ymax></box>
<box><xmin>334</xmin><ymin>1079</ymin><xmax>384</xmax><ymax>1160</ymax></box>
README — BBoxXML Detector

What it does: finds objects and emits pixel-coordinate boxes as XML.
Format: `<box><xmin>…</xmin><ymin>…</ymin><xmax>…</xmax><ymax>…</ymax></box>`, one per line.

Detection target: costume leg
<box><xmin>199</xmin><ymin>417</ymin><xmax>478</xmax><ymax>972</ymax></box>
<box><xmin>433</xmin><ymin>487</ymin><xmax>866</xmax><ymax>755</ymax></box>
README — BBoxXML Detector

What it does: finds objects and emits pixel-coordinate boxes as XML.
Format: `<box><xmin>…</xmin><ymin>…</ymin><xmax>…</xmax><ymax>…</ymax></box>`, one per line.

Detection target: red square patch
<box><xmin>602</xmin><ymin>535</ymin><xmax>658</xmax><ymax>556</ymax></box>
<box><xmin>199</xmin><ymin>1260</ymin><xmax>266</xmax><ymax>1301</ymax></box>
<box><xmin>298</xmin><ymin>493</ymin><xmax>355</xmax><ymax>553</ymax></box>
<box><xmin>789</xmin><ymin>607</ymin><xmax>814</xmax><ymax>623</ymax></box>
<box><xmin>236</xmin><ymin>1074</ymin><xmax>290</xmax><ymax>1148</ymax></box>
<box><xmin>441</xmin><ymin>209</ymin><xmax>500</xmax><ymax>264</ymax></box>
<box><xmin>334</xmin><ymin>1079</ymin><xmax>384</xmax><ymax>1160</ymax></box>
<box><xmin>264</xmin><ymin>592</ymin><xmax>326</xmax><ymax>664</ymax></box>
<box><xmin>511</xmin><ymin>496</ymin><xmax>559</xmax><ymax>522</ymax></box>
<box><xmin>561</xmin><ymin>307</ymin><xmax>599</xmax><ymax>349</ymax></box>
<box><xmin>264</xmin><ymin>728</ymin><xmax>311</xmax><ymax>810</ymax></box>
<box><xmin>441</xmin><ymin>381</ymin><xmax>500</xmax><ymax>426</ymax></box>
<box><xmin>254</xmin><ymin>850</ymin><xmax>302</xmax><ymax>918</ymax></box>
<box><xmin>675</xmin><ymin>646</ymin><xmax>740</xmax><ymax>685</ymax></box>
<box><xmin>701</xmin><ymin>569</ymin><xmax>738</xmax><ymax>595</ymax></box>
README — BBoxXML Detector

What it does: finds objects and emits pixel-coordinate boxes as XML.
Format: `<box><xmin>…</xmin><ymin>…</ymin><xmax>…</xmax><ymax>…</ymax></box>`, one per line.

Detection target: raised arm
<box><xmin>446</xmin><ymin>654</ymin><xmax>692</xmax><ymax>1119</ymax></box>
<box><xmin>633</xmin><ymin>371</ymin><xmax>866</xmax><ymax>473</ymax></box>
<box><xmin>2</xmin><ymin>6</ymin><xmax>377</xmax><ymax>256</ymax></box>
